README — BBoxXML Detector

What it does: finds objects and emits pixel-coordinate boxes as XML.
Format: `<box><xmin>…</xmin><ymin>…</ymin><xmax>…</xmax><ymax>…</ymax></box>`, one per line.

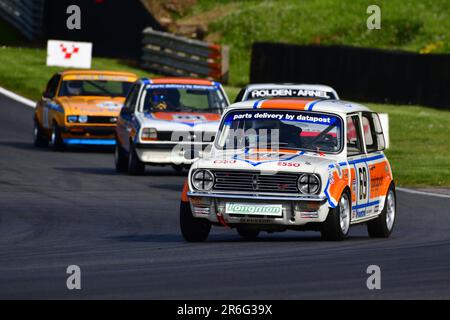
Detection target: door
<box><xmin>361</xmin><ymin>112</ymin><xmax>387</xmax><ymax>216</ymax></box>
<box><xmin>41</xmin><ymin>75</ymin><xmax>61</xmax><ymax>129</ymax></box>
<box><xmin>117</xmin><ymin>84</ymin><xmax>140</xmax><ymax>151</ymax></box>
<box><xmin>346</xmin><ymin>114</ymin><xmax>369</xmax><ymax>220</ymax></box>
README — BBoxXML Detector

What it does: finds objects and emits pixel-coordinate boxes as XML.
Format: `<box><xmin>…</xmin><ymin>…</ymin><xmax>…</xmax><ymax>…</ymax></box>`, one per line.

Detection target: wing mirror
<box><xmin>42</xmin><ymin>91</ymin><xmax>53</xmax><ymax>99</ymax></box>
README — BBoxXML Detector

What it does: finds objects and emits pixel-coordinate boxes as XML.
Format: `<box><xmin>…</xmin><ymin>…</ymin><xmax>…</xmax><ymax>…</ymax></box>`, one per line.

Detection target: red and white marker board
<box><xmin>46</xmin><ymin>40</ymin><xmax>92</xmax><ymax>69</ymax></box>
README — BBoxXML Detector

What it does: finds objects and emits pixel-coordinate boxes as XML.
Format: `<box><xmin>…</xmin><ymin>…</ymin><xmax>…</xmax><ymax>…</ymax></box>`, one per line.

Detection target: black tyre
<box><xmin>115</xmin><ymin>139</ymin><xmax>128</xmax><ymax>172</ymax></box>
<box><xmin>33</xmin><ymin>120</ymin><xmax>49</xmax><ymax>148</ymax></box>
<box><xmin>367</xmin><ymin>184</ymin><xmax>396</xmax><ymax>238</ymax></box>
<box><xmin>128</xmin><ymin>143</ymin><xmax>145</xmax><ymax>175</ymax></box>
<box><xmin>237</xmin><ymin>226</ymin><xmax>260</xmax><ymax>241</ymax></box>
<box><xmin>172</xmin><ymin>165</ymin><xmax>185</xmax><ymax>175</ymax></box>
<box><xmin>321</xmin><ymin>191</ymin><xmax>351</xmax><ymax>241</ymax></box>
<box><xmin>180</xmin><ymin>201</ymin><xmax>211</xmax><ymax>242</ymax></box>
<box><xmin>50</xmin><ymin>122</ymin><xmax>65</xmax><ymax>151</ymax></box>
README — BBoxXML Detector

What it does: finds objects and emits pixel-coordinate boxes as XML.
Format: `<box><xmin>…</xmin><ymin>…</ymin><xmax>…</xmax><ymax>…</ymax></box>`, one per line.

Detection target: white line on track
<box><xmin>0</xmin><ymin>86</ymin><xmax>36</xmax><ymax>108</ymax></box>
<box><xmin>0</xmin><ymin>87</ymin><xmax>449</xmax><ymax>199</ymax></box>
<box><xmin>397</xmin><ymin>187</ymin><xmax>450</xmax><ymax>199</ymax></box>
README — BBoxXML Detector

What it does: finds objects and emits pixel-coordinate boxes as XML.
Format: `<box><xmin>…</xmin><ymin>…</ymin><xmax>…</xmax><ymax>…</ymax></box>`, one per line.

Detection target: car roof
<box><xmin>141</xmin><ymin>77</ymin><xmax>217</xmax><ymax>86</ymax></box>
<box><xmin>227</xmin><ymin>98</ymin><xmax>372</xmax><ymax>114</ymax></box>
<box><xmin>59</xmin><ymin>69</ymin><xmax>138</xmax><ymax>78</ymax></box>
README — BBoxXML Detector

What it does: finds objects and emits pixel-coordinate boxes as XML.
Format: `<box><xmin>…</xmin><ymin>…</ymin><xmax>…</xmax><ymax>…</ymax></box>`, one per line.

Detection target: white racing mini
<box><xmin>234</xmin><ymin>83</ymin><xmax>339</xmax><ymax>102</ymax></box>
<box><xmin>180</xmin><ymin>98</ymin><xmax>396</xmax><ymax>241</ymax></box>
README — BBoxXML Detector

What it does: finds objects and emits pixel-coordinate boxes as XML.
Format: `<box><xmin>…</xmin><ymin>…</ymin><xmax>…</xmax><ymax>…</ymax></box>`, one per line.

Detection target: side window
<box><xmin>362</xmin><ymin>112</ymin><xmax>385</xmax><ymax>152</ymax></box>
<box><xmin>45</xmin><ymin>75</ymin><xmax>60</xmax><ymax>98</ymax></box>
<box><xmin>122</xmin><ymin>84</ymin><xmax>140</xmax><ymax>113</ymax></box>
<box><xmin>346</xmin><ymin>115</ymin><xmax>363</xmax><ymax>156</ymax></box>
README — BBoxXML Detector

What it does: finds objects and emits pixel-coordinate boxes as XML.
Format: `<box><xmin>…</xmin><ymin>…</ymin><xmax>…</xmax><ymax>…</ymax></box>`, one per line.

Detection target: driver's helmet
<box><xmin>66</xmin><ymin>80</ymin><xmax>83</xmax><ymax>96</ymax></box>
<box><xmin>151</xmin><ymin>89</ymin><xmax>181</xmax><ymax>111</ymax></box>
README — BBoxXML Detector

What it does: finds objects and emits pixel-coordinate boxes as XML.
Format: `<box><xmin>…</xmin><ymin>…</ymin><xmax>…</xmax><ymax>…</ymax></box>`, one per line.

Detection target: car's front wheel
<box><xmin>33</xmin><ymin>120</ymin><xmax>49</xmax><ymax>148</ymax></box>
<box><xmin>321</xmin><ymin>191</ymin><xmax>351</xmax><ymax>241</ymax></box>
<box><xmin>367</xmin><ymin>184</ymin><xmax>396</xmax><ymax>238</ymax></box>
<box><xmin>51</xmin><ymin>122</ymin><xmax>65</xmax><ymax>151</ymax></box>
<box><xmin>115</xmin><ymin>139</ymin><xmax>128</xmax><ymax>172</ymax></box>
<box><xmin>180</xmin><ymin>201</ymin><xmax>211</xmax><ymax>242</ymax></box>
<box><xmin>128</xmin><ymin>143</ymin><xmax>145</xmax><ymax>175</ymax></box>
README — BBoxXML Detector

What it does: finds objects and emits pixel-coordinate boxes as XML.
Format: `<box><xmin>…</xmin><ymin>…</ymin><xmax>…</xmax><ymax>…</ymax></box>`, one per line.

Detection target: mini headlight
<box><xmin>78</xmin><ymin>115</ymin><xmax>88</xmax><ymax>123</ymax></box>
<box><xmin>141</xmin><ymin>128</ymin><xmax>157</xmax><ymax>141</ymax></box>
<box><xmin>67</xmin><ymin>116</ymin><xmax>78</xmax><ymax>123</ymax></box>
<box><xmin>191</xmin><ymin>169</ymin><xmax>214</xmax><ymax>191</ymax></box>
<box><xmin>297</xmin><ymin>174</ymin><xmax>321</xmax><ymax>195</ymax></box>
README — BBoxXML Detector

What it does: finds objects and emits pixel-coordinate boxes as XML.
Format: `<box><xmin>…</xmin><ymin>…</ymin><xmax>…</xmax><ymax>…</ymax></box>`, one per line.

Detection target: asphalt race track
<box><xmin>0</xmin><ymin>93</ymin><xmax>450</xmax><ymax>299</ymax></box>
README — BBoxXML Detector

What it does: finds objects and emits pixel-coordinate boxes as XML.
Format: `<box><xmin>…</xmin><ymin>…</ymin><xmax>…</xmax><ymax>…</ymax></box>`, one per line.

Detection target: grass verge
<box><xmin>369</xmin><ymin>103</ymin><xmax>450</xmax><ymax>187</ymax></box>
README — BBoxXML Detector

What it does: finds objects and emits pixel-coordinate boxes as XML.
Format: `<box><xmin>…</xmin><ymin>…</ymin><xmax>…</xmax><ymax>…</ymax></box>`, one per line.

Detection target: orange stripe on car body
<box><xmin>259</xmin><ymin>99</ymin><xmax>315</xmax><ymax>110</ymax></box>
<box><xmin>369</xmin><ymin>160</ymin><xmax>393</xmax><ymax>200</ymax></box>
<box><xmin>327</xmin><ymin>168</ymin><xmax>352</xmax><ymax>205</ymax></box>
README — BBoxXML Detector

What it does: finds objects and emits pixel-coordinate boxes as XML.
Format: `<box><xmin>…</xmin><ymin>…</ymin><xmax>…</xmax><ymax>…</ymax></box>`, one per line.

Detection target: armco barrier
<box><xmin>250</xmin><ymin>42</ymin><xmax>450</xmax><ymax>109</ymax></box>
<box><xmin>142</xmin><ymin>28</ymin><xmax>229</xmax><ymax>83</ymax></box>
<box><xmin>0</xmin><ymin>0</ymin><xmax>45</xmax><ymax>40</ymax></box>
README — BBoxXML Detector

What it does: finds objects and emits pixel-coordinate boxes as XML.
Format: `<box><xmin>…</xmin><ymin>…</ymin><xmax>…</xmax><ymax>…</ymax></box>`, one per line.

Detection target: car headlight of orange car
<box><xmin>67</xmin><ymin>115</ymin><xmax>88</xmax><ymax>123</ymax></box>
<box><xmin>67</xmin><ymin>116</ymin><xmax>78</xmax><ymax>123</ymax></box>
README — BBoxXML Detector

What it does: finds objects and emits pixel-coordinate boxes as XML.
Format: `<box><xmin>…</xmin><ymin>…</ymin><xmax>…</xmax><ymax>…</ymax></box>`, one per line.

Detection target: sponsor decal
<box><xmin>97</xmin><ymin>101</ymin><xmax>123</xmax><ymax>110</ymax></box>
<box><xmin>144</xmin><ymin>112</ymin><xmax>220</xmax><ymax>127</ymax></box>
<box><xmin>374</xmin><ymin>205</ymin><xmax>380</xmax><ymax>214</ymax></box>
<box><xmin>250</xmin><ymin>89</ymin><xmax>331</xmax><ymax>99</ymax></box>
<box><xmin>277</xmin><ymin>162</ymin><xmax>300</xmax><ymax>167</ymax></box>
<box><xmin>173</xmin><ymin>114</ymin><xmax>206</xmax><ymax>121</ymax></box>
<box><xmin>371</xmin><ymin>177</ymin><xmax>383</xmax><ymax>188</ymax></box>
<box><xmin>235</xmin><ymin>218</ymin><xmax>275</xmax><ymax>224</ymax></box>
<box><xmin>356</xmin><ymin>211</ymin><xmax>366</xmax><ymax>218</ymax></box>
<box><xmin>47</xmin><ymin>40</ymin><xmax>92</xmax><ymax>69</ymax></box>
<box><xmin>300</xmin><ymin>212</ymin><xmax>319</xmax><ymax>218</ymax></box>
<box><xmin>213</xmin><ymin>160</ymin><xmax>237</xmax><ymax>164</ymax></box>
<box><xmin>229</xmin><ymin>111</ymin><xmax>334</xmax><ymax>124</ymax></box>
<box><xmin>64</xmin><ymin>75</ymin><xmax>133</xmax><ymax>82</ymax></box>
<box><xmin>226</xmin><ymin>203</ymin><xmax>283</xmax><ymax>217</ymax></box>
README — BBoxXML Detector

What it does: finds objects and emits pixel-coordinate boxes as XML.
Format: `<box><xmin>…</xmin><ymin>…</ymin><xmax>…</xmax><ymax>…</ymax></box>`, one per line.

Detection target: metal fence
<box><xmin>0</xmin><ymin>0</ymin><xmax>45</xmax><ymax>40</ymax></box>
<box><xmin>142</xmin><ymin>28</ymin><xmax>229</xmax><ymax>83</ymax></box>
<box><xmin>251</xmin><ymin>42</ymin><xmax>450</xmax><ymax>109</ymax></box>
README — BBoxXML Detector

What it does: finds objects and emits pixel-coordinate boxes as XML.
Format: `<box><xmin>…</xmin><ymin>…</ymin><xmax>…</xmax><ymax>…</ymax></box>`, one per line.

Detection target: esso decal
<box><xmin>277</xmin><ymin>162</ymin><xmax>300</xmax><ymax>167</ymax></box>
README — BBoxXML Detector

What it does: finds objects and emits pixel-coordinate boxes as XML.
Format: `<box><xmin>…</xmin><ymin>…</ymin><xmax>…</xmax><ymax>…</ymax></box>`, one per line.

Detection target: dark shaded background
<box><xmin>43</xmin><ymin>0</ymin><xmax>162</xmax><ymax>60</ymax></box>
<box><xmin>251</xmin><ymin>42</ymin><xmax>450</xmax><ymax>109</ymax></box>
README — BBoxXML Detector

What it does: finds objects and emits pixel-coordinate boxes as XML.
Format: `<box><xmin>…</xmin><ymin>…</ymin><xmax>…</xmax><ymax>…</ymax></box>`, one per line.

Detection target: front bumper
<box><xmin>62</xmin><ymin>125</ymin><xmax>116</xmax><ymax>145</ymax></box>
<box><xmin>187</xmin><ymin>191</ymin><xmax>329</xmax><ymax>226</ymax></box>
<box><xmin>62</xmin><ymin>125</ymin><xmax>116</xmax><ymax>139</ymax></box>
<box><xmin>135</xmin><ymin>142</ymin><xmax>210</xmax><ymax>165</ymax></box>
